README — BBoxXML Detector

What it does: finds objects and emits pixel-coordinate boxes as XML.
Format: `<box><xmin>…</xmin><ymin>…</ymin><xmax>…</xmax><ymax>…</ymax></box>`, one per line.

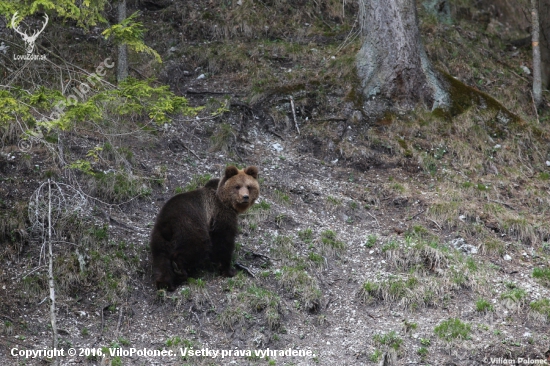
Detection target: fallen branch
<box><xmin>406</xmin><ymin>209</ymin><xmax>425</xmax><ymax>221</ymax></box>
<box><xmin>245</xmin><ymin>250</ymin><xmax>272</xmax><ymax>263</ymax></box>
<box><xmin>367</xmin><ymin>211</ymin><xmax>380</xmax><ymax>228</ymax></box>
<box><xmin>235</xmin><ymin>262</ymin><xmax>256</xmax><ymax>277</ymax></box>
<box><xmin>186</xmin><ymin>89</ymin><xmax>234</xmax><ymax>95</ymax></box>
<box><xmin>189</xmin><ymin>305</ymin><xmax>202</xmax><ymax>329</ymax></box>
<box><xmin>268</xmin><ymin>129</ymin><xmax>285</xmax><ymax>140</ymax></box>
<box><xmin>289</xmin><ymin>96</ymin><xmax>300</xmax><ymax>135</ymax></box>
<box><xmin>428</xmin><ymin>219</ymin><xmax>442</xmax><ymax>231</ymax></box>
<box><xmin>116</xmin><ymin>306</ymin><xmax>124</xmax><ymax>337</ymax></box>
<box><xmin>181</xmin><ymin>142</ymin><xmax>200</xmax><ymax>160</ymax></box>
<box><xmin>47</xmin><ymin>180</ymin><xmax>58</xmax><ymax>352</ymax></box>
<box><xmin>488</xmin><ymin>199</ymin><xmax>516</xmax><ymax>211</ymax></box>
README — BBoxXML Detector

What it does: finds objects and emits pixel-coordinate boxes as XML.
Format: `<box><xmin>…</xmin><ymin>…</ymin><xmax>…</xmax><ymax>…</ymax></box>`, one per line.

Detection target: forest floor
<box><xmin>1</xmin><ymin>1</ymin><xmax>550</xmax><ymax>365</ymax></box>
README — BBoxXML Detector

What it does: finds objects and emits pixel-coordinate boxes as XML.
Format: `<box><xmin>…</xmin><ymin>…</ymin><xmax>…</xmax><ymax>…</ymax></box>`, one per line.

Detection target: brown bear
<box><xmin>150</xmin><ymin>166</ymin><xmax>260</xmax><ymax>291</ymax></box>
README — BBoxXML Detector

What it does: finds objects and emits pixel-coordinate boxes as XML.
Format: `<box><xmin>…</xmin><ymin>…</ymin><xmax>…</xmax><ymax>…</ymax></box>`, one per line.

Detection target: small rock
<box><xmin>520</xmin><ymin>65</ymin><xmax>531</xmax><ymax>75</ymax></box>
<box><xmin>197</xmin><ymin>74</ymin><xmax>205</xmax><ymax>79</ymax></box>
<box><xmin>272</xmin><ymin>143</ymin><xmax>283</xmax><ymax>152</ymax></box>
<box><xmin>450</xmin><ymin>238</ymin><xmax>478</xmax><ymax>254</ymax></box>
<box><xmin>546</xmin><ymin>161</ymin><xmax>550</xmax><ymax>167</ymax></box>
<box><xmin>503</xmin><ymin>254</ymin><xmax>512</xmax><ymax>261</ymax></box>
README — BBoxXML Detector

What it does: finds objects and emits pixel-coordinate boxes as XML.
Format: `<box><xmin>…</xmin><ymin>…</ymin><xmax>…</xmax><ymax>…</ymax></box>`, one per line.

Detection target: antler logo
<box><xmin>11</xmin><ymin>12</ymin><xmax>48</xmax><ymax>54</ymax></box>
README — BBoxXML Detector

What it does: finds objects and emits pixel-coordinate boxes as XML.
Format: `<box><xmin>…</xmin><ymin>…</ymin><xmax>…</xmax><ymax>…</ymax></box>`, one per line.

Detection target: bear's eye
<box><xmin>235</xmin><ymin>185</ymin><xmax>241</xmax><ymax>190</ymax></box>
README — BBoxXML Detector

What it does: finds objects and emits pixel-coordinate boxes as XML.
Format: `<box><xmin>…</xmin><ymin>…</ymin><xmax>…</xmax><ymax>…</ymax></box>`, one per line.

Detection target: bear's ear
<box><xmin>244</xmin><ymin>166</ymin><xmax>259</xmax><ymax>179</ymax></box>
<box><xmin>224</xmin><ymin>166</ymin><xmax>239</xmax><ymax>179</ymax></box>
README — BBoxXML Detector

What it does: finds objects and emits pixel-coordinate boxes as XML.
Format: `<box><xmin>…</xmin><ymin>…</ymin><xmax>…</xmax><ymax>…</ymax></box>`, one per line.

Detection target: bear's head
<box><xmin>217</xmin><ymin>166</ymin><xmax>259</xmax><ymax>213</ymax></box>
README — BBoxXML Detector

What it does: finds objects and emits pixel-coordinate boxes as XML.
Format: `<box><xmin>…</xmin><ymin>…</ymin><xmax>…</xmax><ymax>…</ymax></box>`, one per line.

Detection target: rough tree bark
<box><xmin>356</xmin><ymin>0</ymin><xmax>449</xmax><ymax>117</ymax></box>
<box><xmin>117</xmin><ymin>0</ymin><xmax>128</xmax><ymax>82</ymax></box>
<box><xmin>539</xmin><ymin>0</ymin><xmax>550</xmax><ymax>90</ymax></box>
<box><xmin>532</xmin><ymin>0</ymin><xmax>542</xmax><ymax>106</ymax></box>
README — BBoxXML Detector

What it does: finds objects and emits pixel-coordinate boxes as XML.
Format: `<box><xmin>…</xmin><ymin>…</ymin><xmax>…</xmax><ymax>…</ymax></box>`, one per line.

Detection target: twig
<box><xmin>0</xmin><ymin>314</ymin><xmax>14</xmax><ymax>322</ymax></box>
<box><xmin>21</xmin><ymin>265</ymin><xmax>47</xmax><ymax>280</ymax></box>
<box><xmin>289</xmin><ymin>96</ymin><xmax>300</xmax><ymax>135</ymax></box>
<box><xmin>367</xmin><ymin>211</ymin><xmax>380</xmax><ymax>228</ymax></box>
<box><xmin>186</xmin><ymin>89</ymin><xmax>234</xmax><ymax>95</ymax></box>
<box><xmin>267</xmin><ymin>129</ymin><xmax>285</xmax><ymax>140</ymax></box>
<box><xmin>129</xmin><ymin>66</ymin><xmax>146</xmax><ymax>79</ymax></box>
<box><xmin>189</xmin><ymin>306</ymin><xmax>202</xmax><ymax>329</ymax></box>
<box><xmin>235</xmin><ymin>262</ymin><xmax>256</xmax><ymax>277</ymax></box>
<box><xmin>181</xmin><ymin>142</ymin><xmax>200</xmax><ymax>160</ymax></box>
<box><xmin>428</xmin><ymin>219</ymin><xmax>442</xmax><ymax>231</ymax></box>
<box><xmin>116</xmin><ymin>306</ymin><xmax>123</xmax><ymax>337</ymax></box>
<box><xmin>509</xmin><ymin>69</ymin><xmax>529</xmax><ymax>82</ymax></box>
<box><xmin>315</xmin><ymin>117</ymin><xmax>348</xmax><ymax>122</ymax></box>
<box><xmin>406</xmin><ymin>209</ymin><xmax>425</xmax><ymax>221</ymax></box>
<box><xmin>246</xmin><ymin>251</ymin><xmax>272</xmax><ymax>263</ymax></box>
<box><xmin>488</xmin><ymin>199</ymin><xmax>516</xmax><ymax>211</ymax></box>
<box><xmin>101</xmin><ymin>306</ymin><xmax>105</xmax><ymax>334</ymax></box>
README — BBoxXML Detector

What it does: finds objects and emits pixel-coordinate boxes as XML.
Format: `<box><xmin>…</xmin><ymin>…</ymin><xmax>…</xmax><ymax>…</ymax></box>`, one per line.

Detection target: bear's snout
<box><xmin>242</xmin><ymin>194</ymin><xmax>249</xmax><ymax>201</ymax></box>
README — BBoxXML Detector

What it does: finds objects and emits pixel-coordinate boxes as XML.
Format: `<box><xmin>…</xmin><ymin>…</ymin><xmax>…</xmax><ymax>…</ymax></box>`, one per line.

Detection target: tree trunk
<box><xmin>532</xmin><ymin>0</ymin><xmax>542</xmax><ymax>106</ymax></box>
<box><xmin>356</xmin><ymin>0</ymin><xmax>449</xmax><ymax>117</ymax></box>
<box><xmin>540</xmin><ymin>0</ymin><xmax>550</xmax><ymax>90</ymax></box>
<box><xmin>117</xmin><ymin>0</ymin><xmax>128</xmax><ymax>82</ymax></box>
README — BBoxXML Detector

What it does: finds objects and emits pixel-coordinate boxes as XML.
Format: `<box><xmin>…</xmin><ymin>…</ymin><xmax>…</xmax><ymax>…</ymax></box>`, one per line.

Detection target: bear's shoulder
<box><xmin>204</xmin><ymin>178</ymin><xmax>220</xmax><ymax>190</ymax></box>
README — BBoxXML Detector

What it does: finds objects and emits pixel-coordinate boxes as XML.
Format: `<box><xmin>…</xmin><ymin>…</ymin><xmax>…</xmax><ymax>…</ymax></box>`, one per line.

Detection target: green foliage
<box><xmin>381</xmin><ymin>239</ymin><xmax>400</xmax><ymax>252</ymax></box>
<box><xmin>42</xmin><ymin>98</ymin><xmax>102</xmax><ymax>131</ymax></box>
<box><xmin>529</xmin><ymin>298</ymin><xmax>550</xmax><ymax>320</ymax></box>
<box><xmin>298</xmin><ymin>228</ymin><xmax>313</xmax><ymax>243</ymax></box>
<box><xmin>90</xmin><ymin>171</ymin><xmax>151</xmax><ymax>202</ymax></box>
<box><xmin>274</xmin><ymin>189</ymin><xmax>290</xmax><ymax>204</ymax></box>
<box><xmin>320</xmin><ymin>230</ymin><xmax>345</xmax><ymax>250</ymax></box>
<box><xmin>500</xmin><ymin>285</ymin><xmax>527</xmax><ymax>303</ymax></box>
<box><xmin>1</xmin><ymin>0</ymin><xmax>108</xmax><ymax>29</ymax></box>
<box><xmin>434</xmin><ymin>318</ymin><xmax>471</xmax><ymax>342</ymax></box>
<box><xmin>417</xmin><ymin>346</ymin><xmax>429</xmax><ymax>358</ymax></box>
<box><xmin>369</xmin><ymin>349</ymin><xmax>382</xmax><ymax>362</ymax></box>
<box><xmin>69</xmin><ymin>160</ymin><xmax>94</xmax><ymax>175</ymax></box>
<box><xmin>184</xmin><ymin>174</ymin><xmax>212</xmax><ymax>192</ymax></box>
<box><xmin>252</xmin><ymin>201</ymin><xmax>271</xmax><ymax>211</ymax></box>
<box><xmin>475</xmin><ymin>298</ymin><xmax>494</xmax><ymax>312</ymax></box>
<box><xmin>2</xmin><ymin>78</ymin><xmax>200</xmax><ymax>153</ymax></box>
<box><xmin>102</xmin><ymin>11</ymin><xmax>161</xmax><ymax>63</ymax></box>
<box><xmin>165</xmin><ymin>336</ymin><xmax>183</xmax><ymax>347</ymax></box>
<box><xmin>108</xmin><ymin>78</ymin><xmax>201</xmax><ymax>124</ymax></box>
<box><xmin>308</xmin><ymin>251</ymin><xmax>324</xmax><ymax>265</ymax></box>
<box><xmin>373</xmin><ymin>331</ymin><xmax>403</xmax><ymax>350</ymax></box>
<box><xmin>532</xmin><ymin>267</ymin><xmax>550</xmax><ymax>287</ymax></box>
<box><xmin>0</xmin><ymin>90</ymin><xmax>33</xmax><ymax>127</ymax></box>
<box><xmin>365</xmin><ymin>234</ymin><xmax>377</xmax><ymax>248</ymax></box>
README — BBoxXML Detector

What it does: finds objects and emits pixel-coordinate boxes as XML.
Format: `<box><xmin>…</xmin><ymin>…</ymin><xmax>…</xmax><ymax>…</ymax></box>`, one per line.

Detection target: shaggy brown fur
<box><xmin>150</xmin><ymin>166</ymin><xmax>259</xmax><ymax>291</ymax></box>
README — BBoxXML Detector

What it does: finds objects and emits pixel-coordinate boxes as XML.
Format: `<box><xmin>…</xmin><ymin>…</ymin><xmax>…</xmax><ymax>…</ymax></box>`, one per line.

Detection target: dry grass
<box><xmin>361</xmin><ymin>237</ymin><xmax>490</xmax><ymax>309</ymax></box>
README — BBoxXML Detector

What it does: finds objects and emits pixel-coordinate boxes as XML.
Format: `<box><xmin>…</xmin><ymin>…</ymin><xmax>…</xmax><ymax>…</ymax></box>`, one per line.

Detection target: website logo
<box><xmin>11</xmin><ymin>12</ymin><xmax>48</xmax><ymax>60</ymax></box>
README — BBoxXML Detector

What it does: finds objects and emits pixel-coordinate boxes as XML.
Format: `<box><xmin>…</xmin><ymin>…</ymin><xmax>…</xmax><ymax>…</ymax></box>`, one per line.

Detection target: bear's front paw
<box><xmin>222</xmin><ymin>267</ymin><xmax>236</xmax><ymax>277</ymax></box>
